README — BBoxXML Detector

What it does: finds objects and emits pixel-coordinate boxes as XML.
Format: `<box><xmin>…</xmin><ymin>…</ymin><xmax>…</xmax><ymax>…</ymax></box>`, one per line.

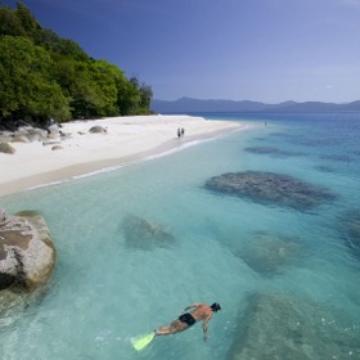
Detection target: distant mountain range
<box><xmin>151</xmin><ymin>97</ymin><xmax>360</xmax><ymax>113</ymax></box>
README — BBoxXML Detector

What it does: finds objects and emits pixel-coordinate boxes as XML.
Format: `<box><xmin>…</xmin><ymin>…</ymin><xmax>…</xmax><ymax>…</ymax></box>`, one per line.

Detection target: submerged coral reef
<box><xmin>205</xmin><ymin>171</ymin><xmax>336</xmax><ymax>211</ymax></box>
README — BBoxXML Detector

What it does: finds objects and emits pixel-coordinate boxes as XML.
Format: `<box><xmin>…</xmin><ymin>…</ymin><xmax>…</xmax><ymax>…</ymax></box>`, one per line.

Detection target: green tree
<box><xmin>54</xmin><ymin>59</ymin><xmax>118</xmax><ymax>119</ymax></box>
<box><xmin>15</xmin><ymin>1</ymin><xmax>40</xmax><ymax>35</ymax></box>
<box><xmin>0</xmin><ymin>5</ymin><xmax>26</xmax><ymax>36</ymax></box>
<box><xmin>139</xmin><ymin>84</ymin><xmax>153</xmax><ymax>113</ymax></box>
<box><xmin>89</xmin><ymin>59</ymin><xmax>119</xmax><ymax>116</ymax></box>
<box><xmin>0</xmin><ymin>36</ymin><xmax>70</xmax><ymax>123</ymax></box>
<box><xmin>0</xmin><ymin>2</ymin><xmax>153</xmax><ymax>124</ymax></box>
<box><xmin>119</xmin><ymin>76</ymin><xmax>153</xmax><ymax>115</ymax></box>
<box><xmin>116</xmin><ymin>79</ymin><xmax>141</xmax><ymax>116</ymax></box>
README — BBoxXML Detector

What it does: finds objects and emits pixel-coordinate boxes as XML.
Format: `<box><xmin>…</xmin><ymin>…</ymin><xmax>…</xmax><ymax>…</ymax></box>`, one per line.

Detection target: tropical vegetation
<box><xmin>0</xmin><ymin>2</ymin><xmax>153</xmax><ymax>129</ymax></box>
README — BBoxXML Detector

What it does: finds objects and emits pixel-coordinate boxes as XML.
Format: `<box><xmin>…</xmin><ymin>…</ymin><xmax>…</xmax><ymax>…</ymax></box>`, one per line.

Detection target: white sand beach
<box><xmin>0</xmin><ymin>115</ymin><xmax>246</xmax><ymax>197</ymax></box>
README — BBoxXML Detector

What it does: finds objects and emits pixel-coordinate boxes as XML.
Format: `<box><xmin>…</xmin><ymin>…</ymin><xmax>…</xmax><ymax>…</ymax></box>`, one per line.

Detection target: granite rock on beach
<box><xmin>0</xmin><ymin>126</ymin><xmax>52</xmax><ymax>144</ymax></box>
<box><xmin>89</xmin><ymin>125</ymin><xmax>107</xmax><ymax>134</ymax></box>
<box><xmin>0</xmin><ymin>124</ymin><xmax>60</xmax><ymax>155</ymax></box>
<box><xmin>0</xmin><ymin>142</ymin><xmax>16</xmax><ymax>154</ymax></box>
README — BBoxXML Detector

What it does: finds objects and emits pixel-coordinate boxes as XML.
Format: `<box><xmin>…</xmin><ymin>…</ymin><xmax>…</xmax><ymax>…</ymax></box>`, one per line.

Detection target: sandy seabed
<box><xmin>0</xmin><ymin>115</ymin><xmax>246</xmax><ymax>197</ymax></box>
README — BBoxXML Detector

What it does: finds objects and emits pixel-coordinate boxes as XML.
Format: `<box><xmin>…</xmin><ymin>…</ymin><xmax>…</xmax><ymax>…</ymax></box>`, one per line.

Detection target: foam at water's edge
<box><xmin>27</xmin><ymin>125</ymin><xmax>249</xmax><ymax>192</ymax></box>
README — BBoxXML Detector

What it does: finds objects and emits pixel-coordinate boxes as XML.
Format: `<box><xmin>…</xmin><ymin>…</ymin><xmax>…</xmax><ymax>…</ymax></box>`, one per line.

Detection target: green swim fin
<box><xmin>132</xmin><ymin>331</ymin><xmax>156</xmax><ymax>351</ymax></box>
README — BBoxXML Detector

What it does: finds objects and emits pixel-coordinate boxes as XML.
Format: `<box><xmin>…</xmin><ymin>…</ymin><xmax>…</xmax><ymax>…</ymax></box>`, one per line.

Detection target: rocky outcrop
<box><xmin>238</xmin><ymin>231</ymin><xmax>301</xmax><ymax>275</ymax></box>
<box><xmin>89</xmin><ymin>125</ymin><xmax>107</xmax><ymax>134</ymax></box>
<box><xmin>205</xmin><ymin>171</ymin><xmax>337</xmax><ymax>211</ymax></box>
<box><xmin>0</xmin><ymin>124</ymin><xmax>61</xmax><ymax>145</ymax></box>
<box><xmin>227</xmin><ymin>292</ymin><xmax>359</xmax><ymax>360</ymax></box>
<box><xmin>0</xmin><ymin>210</ymin><xmax>56</xmax><ymax>326</ymax></box>
<box><xmin>0</xmin><ymin>142</ymin><xmax>16</xmax><ymax>154</ymax></box>
<box><xmin>12</xmin><ymin>135</ymin><xmax>30</xmax><ymax>143</ymax></box>
<box><xmin>47</xmin><ymin>124</ymin><xmax>60</xmax><ymax>138</ymax></box>
<box><xmin>0</xmin><ymin>210</ymin><xmax>56</xmax><ymax>291</ymax></box>
<box><xmin>122</xmin><ymin>214</ymin><xmax>175</xmax><ymax>250</ymax></box>
<box><xmin>13</xmin><ymin>127</ymin><xmax>48</xmax><ymax>142</ymax></box>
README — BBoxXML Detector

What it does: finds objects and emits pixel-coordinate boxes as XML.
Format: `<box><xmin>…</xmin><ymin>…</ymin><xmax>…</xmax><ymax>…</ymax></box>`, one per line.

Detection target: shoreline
<box><xmin>0</xmin><ymin>115</ymin><xmax>248</xmax><ymax>197</ymax></box>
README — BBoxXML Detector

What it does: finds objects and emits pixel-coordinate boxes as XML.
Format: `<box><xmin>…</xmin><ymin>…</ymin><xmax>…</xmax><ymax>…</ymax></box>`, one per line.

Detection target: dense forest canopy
<box><xmin>0</xmin><ymin>2</ymin><xmax>153</xmax><ymax>129</ymax></box>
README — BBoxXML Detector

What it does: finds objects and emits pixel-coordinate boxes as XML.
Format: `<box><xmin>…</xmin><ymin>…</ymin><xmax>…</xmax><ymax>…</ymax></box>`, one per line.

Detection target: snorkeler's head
<box><xmin>210</xmin><ymin>302</ymin><xmax>221</xmax><ymax>312</ymax></box>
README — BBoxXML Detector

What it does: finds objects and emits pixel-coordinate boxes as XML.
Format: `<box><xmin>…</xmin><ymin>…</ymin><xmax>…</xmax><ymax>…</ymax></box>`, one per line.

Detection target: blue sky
<box><xmin>3</xmin><ymin>0</ymin><xmax>360</xmax><ymax>103</ymax></box>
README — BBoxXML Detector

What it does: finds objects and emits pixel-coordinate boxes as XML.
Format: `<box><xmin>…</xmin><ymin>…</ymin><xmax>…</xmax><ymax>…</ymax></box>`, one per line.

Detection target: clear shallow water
<box><xmin>1</xmin><ymin>113</ymin><xmax>360</xmax><ymax>359</ymax></box>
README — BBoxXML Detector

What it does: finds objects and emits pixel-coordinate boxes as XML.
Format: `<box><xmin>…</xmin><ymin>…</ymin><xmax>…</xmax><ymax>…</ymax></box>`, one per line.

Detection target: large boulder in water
<box><xmin>0</xmin><ymin>210</ymin><xmax>56</xmax><ymax>327</ymax></box>
<box><xmin>0</xmin><ymin>210</ymin><xmax>56</xmax><ymax>291</ymax></box>
<box><xmin>227</xmin><ymin>292</ymin><xmax>359</xmax><ymax>360</ymax></box>
<box><xmin>205</xmin><ymin>171</ymin><xmax>336</xmax><ymax>211</ymax></box>
<box><xmin>238</xmin><ymin>231</ymin><xmax>302</xmax><ymax>275</ymax></box>
<box><xmin>122</xmin><ymin>214</ymin><xmax>175</xmax><ymax>250</ymax></box>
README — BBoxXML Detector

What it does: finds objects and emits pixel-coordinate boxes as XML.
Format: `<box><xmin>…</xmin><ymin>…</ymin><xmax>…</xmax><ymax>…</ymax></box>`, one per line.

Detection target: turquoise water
<box><xmin>1</xmin><ymin>113</ymin><xmax>360</xmax><ymax>359</ymax></box>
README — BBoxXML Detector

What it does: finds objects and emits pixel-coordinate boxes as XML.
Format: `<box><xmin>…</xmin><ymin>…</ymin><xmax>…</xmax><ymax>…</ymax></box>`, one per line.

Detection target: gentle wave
<box><xmin>27</xmin><ymin>127</ymin><xmax>244</xmax><ymax>192</ymax></box>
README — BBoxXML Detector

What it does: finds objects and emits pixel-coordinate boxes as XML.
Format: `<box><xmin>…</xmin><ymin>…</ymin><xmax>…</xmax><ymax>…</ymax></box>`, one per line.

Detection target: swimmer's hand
<box><xmin>203</xmin><ymin>334</ymin><xmax>208</xmax><ymax>342</ymax></box>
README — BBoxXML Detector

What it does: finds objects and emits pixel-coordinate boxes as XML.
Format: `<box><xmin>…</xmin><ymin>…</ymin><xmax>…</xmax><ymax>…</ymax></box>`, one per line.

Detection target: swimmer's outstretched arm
<box><xmin>182</xmin><ymin>303</ymin><xmax>201</xmax><ymax>312</ymax></box>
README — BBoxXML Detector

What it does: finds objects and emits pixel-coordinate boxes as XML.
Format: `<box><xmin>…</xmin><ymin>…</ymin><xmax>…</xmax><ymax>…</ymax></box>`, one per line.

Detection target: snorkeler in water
<box><xmin>155</xmin><ymin>302</ymin><xmax>221</xmax><ymax>342</ymax></box>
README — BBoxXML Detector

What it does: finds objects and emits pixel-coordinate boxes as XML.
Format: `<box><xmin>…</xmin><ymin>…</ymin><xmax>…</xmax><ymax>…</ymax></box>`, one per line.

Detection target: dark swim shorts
<box><xmin>178</xmin><ymin>313</ymin><xmax>196</xmax><ymax>326</ymax></box>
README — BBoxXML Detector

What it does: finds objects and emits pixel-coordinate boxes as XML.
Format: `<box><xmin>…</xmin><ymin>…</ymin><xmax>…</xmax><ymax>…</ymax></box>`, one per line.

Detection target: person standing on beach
<box><xmin>155</xmin><ymin>302</ymin><xmax>221</xmax><ymax>342</ymax></box>
<box><xmin>177</xmin><ymin>128</ymin><xmax>181</xmax><ymax>138</ymax></box>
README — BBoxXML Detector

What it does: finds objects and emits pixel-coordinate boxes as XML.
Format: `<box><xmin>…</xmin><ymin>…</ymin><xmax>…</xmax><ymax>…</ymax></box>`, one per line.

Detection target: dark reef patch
<box><xmin>253</xmin><ymin>137</ymin><xmax>266</xmax><ymax>141</ymax></box>
<box><xmin>268</xmin><ymin>132</ymin><xmax>294</xmax><ymax>139</ymax></box>
<box><xmin>292</xmin><ymin>137</ymin><xmax>342</xmax><ymax>148</ymax></box>
<box><xmin>205</xmin><ymin>171</ymin><xmax>337</xmax><ymax>211</ymax></box>
<box><xmin>320</xmin><ymin>154</ymin><xmax>353</xmax><ymax>163</ymax></box>
<box><xmin>245</xmin><ymin>146</ymin><xmax>305</xmax><ymax>157</ymax></box>
<box><xmin>338</xmin><ymin>209</ymin><xmax>360</xmax><ymax>259</ymax></box>
<box><xmin>314</xmin><ymin>165</ymin><xmax>335</xmax><ymax>173</ymax></box>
